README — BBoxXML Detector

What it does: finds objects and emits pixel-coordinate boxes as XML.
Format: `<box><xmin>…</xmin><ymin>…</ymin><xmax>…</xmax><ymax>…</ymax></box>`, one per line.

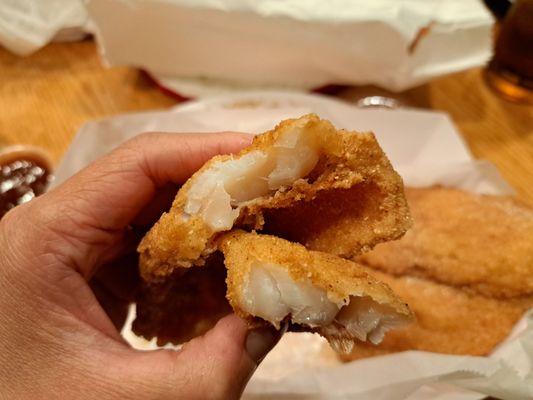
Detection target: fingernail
<box><xmin>245</xmin><ymin>324</ymin><xmax>283</xmax><ymax>364</ymax></box>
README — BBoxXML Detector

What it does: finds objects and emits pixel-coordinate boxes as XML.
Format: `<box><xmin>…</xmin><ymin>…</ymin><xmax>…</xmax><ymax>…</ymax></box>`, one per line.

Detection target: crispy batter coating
<box><xmin>358</xmin><ymin>187</ymin><xmax>533</xmax><ymax>299</ymax></box>
<box><xmin>262</xmin><ymin>182</ymin><xmax>407</xmax><ymax>257</ymax></box>
<box><xmin>219</xmin><ymin>231</ymin><xmax>413</xmax><ymax>351</ymax></box>
<box><xmin>342</xmin><ymin>269</ymin><xmax>532</xmax><ymax>360</ymax></box>
<box><xmin>138</xmin><ymin>114</ymin><xmax>410</xmax><ymax>282</ymax></box>
<box><xmin>132</xmin><ymin>253</ymin><xmax>231</xmax><ymax>345</ymax></box>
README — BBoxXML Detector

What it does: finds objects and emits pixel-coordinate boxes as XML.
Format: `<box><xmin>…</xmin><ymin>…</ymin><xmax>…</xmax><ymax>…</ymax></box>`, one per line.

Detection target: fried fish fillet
<box><xmin>358</xmin><ymin>187</ymin><xmax>533</xmax><ymax>299</ymax></box>
<box><xmin>138</xmin><ymin>114</ymin><xmax>411</xmax><ymax>282</ymax></box>
<box><xmin>342</xmin><ymin>269</ymin><xmax>532</xmax><ymax>360</ymax></box>
<box><xmin>219</xmin><ymin>231</ymin><xmax>413</xmax><ymax>354</ymax></box>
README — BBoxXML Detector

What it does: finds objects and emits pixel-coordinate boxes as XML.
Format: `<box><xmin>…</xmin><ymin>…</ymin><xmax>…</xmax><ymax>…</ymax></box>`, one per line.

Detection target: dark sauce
<box><xmin>0</xmin><ymin>159</ymin><xmax>52</xmax><ymax>218</ymax></box>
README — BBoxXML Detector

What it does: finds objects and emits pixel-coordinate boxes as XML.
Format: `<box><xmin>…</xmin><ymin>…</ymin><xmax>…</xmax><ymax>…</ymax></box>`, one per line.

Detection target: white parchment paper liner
<box><xmin>52</xmin><ymin>92</ymin><xmax>532</xmax><ymax>399</ymax></box>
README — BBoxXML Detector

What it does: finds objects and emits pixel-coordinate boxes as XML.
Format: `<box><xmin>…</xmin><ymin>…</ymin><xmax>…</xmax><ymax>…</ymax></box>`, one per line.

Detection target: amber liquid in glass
<box><xmin>484</xmin><ymin>0</ymin><xmax>533</xmax><ymax>104</ymax></box>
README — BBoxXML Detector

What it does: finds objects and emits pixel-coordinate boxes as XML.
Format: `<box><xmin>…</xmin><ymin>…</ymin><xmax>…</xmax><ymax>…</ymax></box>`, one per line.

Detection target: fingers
<box><xmin>47</xmin><ymin>131</ymin><xmax>251</xmax><ymax>233</ymax></box>
<box><xmin>6</xmin><ymin>132</ymin><xmax>251</xmax><ymax>279</ymax></box>
<box><xmin>128</xmin><ymin>315</ymin><xmax>282</xmax><ymax>400</ymax></box>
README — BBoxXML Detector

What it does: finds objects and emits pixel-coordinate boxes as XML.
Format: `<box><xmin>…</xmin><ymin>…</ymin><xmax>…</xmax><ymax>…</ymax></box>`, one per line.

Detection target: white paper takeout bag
<box><xmin>87</xmin><ymin>0</ymin><xmax>493</xmax><ymax>96</ymax></box>
<box><xmin>0</xmin><ymin>0</ymin><xmax>88</xmax><ymax>55</ymax></box>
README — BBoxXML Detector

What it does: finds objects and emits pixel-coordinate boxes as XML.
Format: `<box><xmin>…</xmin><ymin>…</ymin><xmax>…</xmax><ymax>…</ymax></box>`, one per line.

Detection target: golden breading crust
<box><xmin>342</xmin><ymin>269</ymin><xmax>532</xmax><ymax>360</ymax></box>
<box><xmin>131</xmin><ymin>232</ymin><xmax>413</xmax><ymax>347</ymax></box>
<box><xmin>138</xmin><ymin>114</ymin><xmax>411</xmax><ymax>282</ymax></box>
<box><xmin>262</xmin><ymin>182</ymin><xmax>406</xmax><ymax>257</ymax></box>
<box><xmin>219</xmin><ymin>231</ymin><xmax>413</xmax><ymax>349</ymax></box>
<box><xmin>358</xmin><ymin>187</ymin><xmax>533</xmax><ymax>299</ymax></box>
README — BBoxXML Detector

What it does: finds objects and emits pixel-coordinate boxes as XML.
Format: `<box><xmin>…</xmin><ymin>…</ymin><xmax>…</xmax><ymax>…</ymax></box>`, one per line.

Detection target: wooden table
<box><xmin>1</xmin><ymin>40</ymin><xmax>532</xmax><ymax>202</ymax></box>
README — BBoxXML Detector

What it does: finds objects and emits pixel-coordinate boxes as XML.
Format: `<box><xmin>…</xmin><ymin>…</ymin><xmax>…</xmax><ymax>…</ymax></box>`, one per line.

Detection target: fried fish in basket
<box><xmin>341</xmin><ymin>269</ymin><xmax>532</xmax><ymax>360</ymax></box>
<box><xmin>358</xmin><ymin>187</ymin><xmax>533</xmax><ymax>299</ymax></box>
<box><xmin>220</xmin><ymin>231</ymin><xmax>413</xmax><ymax>353</ymax></box>
<box><xmin>138</xmin><ymin>114</ymin><xmax>411</xmax><ymax>282</ymax></box>
<box><xmin>134</xmin><ymin>231</ymin><xmax>413</xmax><ymax>352</ymax></box>
<box><xmin>342</xmin><ymin>187</ymin><xmax>533</xmax><ymax>360</ymax></box>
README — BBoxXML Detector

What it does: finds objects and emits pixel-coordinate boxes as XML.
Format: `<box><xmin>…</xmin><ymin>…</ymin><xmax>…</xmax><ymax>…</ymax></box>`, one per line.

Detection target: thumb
<box><xmin>129</xmin><ymin>315</ymin><xmax>282</xmax><ymax>400</ymax></box>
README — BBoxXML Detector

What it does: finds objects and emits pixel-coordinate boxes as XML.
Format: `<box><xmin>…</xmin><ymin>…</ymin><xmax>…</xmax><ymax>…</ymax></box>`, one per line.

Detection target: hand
<box><xmin>0</xmin><ymin>132</ymin><xmax>282</xmax><ymax>400</ymax></box>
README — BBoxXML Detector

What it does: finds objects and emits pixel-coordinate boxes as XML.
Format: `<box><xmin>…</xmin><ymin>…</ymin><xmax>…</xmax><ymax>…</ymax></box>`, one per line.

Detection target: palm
<box><xmin>0</xmin><ymin>132</ymin><xmax>278</xmax><ymax>400</ymax></box>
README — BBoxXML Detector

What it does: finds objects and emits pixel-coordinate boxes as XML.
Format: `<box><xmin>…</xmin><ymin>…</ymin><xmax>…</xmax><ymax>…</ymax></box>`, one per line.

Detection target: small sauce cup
<box><xmin>0</xmin><ymin>145</ymin><xmax>54</xmax><ymax>219</ymax></box>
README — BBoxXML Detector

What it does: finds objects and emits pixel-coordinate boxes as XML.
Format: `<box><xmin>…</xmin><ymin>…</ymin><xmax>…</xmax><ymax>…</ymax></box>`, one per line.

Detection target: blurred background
<box><xmin>1</xmin><ymin>2</ymin><xmax>533</xmax><ymax>398</ymax></box>
<box><xmin>0</xmin><ymin>0</ymin><xmax>532</xmax><ymax>215</ymax></box>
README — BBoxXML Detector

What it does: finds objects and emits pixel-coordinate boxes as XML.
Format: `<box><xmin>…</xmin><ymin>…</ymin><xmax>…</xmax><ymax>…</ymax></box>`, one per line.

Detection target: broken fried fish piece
<box><xmin>219</xmin><ymin>231</ymin><xmax>413</xmax><ymax>353</ymax></box>
<box><xmin>138</xmin><ymin>114</ymin><xmax>411</xmax><ymax>282</ymax></box>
